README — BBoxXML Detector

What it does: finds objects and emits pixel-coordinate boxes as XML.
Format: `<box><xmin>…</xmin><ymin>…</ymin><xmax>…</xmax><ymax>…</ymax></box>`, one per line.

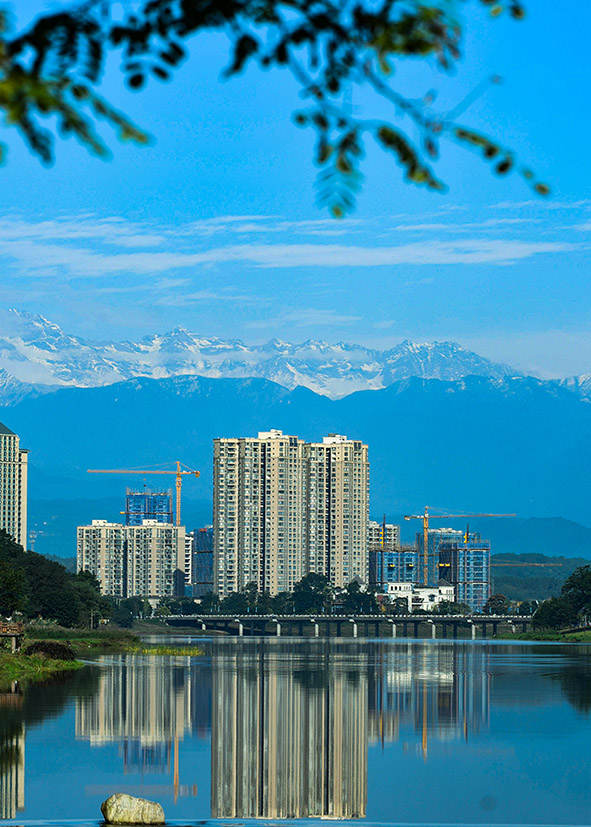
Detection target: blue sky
<box><xmin>1</xmin><ymin>0</ymin><xmax>590</xmax><ymax>377</ymax></box>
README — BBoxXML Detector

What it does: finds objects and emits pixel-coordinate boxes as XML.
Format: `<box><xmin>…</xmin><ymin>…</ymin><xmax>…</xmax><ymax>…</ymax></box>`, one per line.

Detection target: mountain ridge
<box><xmin>6</xmin><ymin>371</ymin><xmax>591</xmax><ymax>529</ymax></box>
<box><xmin>0</xmin><ymin>308</ymin><xmax>519</xmax><ymax>402</ymax></box>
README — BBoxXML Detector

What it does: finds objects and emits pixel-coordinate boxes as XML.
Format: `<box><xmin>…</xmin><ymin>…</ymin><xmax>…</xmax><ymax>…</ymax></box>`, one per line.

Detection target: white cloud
<box><xmin>248</xmin><ymin>308</ymin><xmax>362</xmax><ymax>328</ymax></box>
<box><xmin>0</xmin><ymin>233</ymin><xmax>575</xmax><ymax>279</ymax></box>
<box><xmin>491</xmin><ymin>199</ymin><xmax>591</xmax><ymax>211</ymax></box>
<box><xmin>156</xmin><ymin>290</ymin><xmax>262</xmax><ymax>306</ymax></box>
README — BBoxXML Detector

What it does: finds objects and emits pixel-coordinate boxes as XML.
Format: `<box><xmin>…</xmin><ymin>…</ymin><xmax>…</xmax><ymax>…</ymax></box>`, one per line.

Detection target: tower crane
<box><xmin>87</xmin><ymin>462</ymin><xmax>199</xmax><ymax>526</ymax></box>
<box><xmin>403</xmin><ymin>506</ymin><xmax>516</xmax><ymax>586</ymax></box>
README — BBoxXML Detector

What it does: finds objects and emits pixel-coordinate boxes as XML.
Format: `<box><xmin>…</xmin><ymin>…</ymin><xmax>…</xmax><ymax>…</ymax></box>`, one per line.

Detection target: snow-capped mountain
<box><xmin>558</xmin><ymin>374</ymin><xmax>591</xmax><ymax>400</ymax></box>
<box><xmin>0</xmin><ymin>308</ymin><xmax>519</xmax><ymax>403</ymax></box>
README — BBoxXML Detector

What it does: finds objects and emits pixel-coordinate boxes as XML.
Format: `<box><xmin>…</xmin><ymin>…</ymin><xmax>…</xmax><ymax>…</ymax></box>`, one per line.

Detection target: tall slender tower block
<box><xmin>0</xmin><ymin>421</ymin><xmax>28</xmax><ymax>549</ymax></box>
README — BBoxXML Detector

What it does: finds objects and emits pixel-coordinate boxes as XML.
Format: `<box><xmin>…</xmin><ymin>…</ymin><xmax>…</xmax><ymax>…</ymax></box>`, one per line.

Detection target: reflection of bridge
<box><xmin>168</xmin><ymin>614</ymin><xmax>531</xmax><ymax>638</ymax></box>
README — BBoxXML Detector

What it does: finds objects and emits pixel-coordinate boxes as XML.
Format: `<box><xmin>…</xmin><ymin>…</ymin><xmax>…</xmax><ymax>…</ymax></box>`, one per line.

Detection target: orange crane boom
<box><xmin>87</xmin><ymin>461</ymin><xmax>199</xmax><ymax>526</ymax></box>
<box><xmin>404</xmin><ymin>506</ymin><xmax>516</xmax><ymax>586</ymax></box>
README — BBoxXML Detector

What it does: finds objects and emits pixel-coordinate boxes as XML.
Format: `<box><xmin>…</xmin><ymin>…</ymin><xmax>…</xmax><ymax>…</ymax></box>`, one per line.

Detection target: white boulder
<box><xmin>101</xmin><ymin>794</ymin><xmax>165</xmax><ymax>825</ymax></box>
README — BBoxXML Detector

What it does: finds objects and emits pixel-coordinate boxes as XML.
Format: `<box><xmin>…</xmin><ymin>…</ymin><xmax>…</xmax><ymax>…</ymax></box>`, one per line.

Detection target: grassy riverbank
<box><xmin>24</xmin><ymin>625</ymin><xmax>203</xmax><ymax>656</ymax></box>
<box><xmin>495</xmin><ymin>630</ymin><xmax>591</xmax><ymax>642</ymax></box>
<box><xmin>25</xmin><ymin>626</ymin><xmax>140</xmax><ymax>651</ymax></box>
<box><xmin>0</xmin><ymin>651</ymin><xmax>84</xmax><ymax>687</ymax></box>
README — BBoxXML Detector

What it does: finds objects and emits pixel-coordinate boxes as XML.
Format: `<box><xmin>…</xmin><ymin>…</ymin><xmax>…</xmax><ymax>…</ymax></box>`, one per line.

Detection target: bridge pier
<box><xmin>311</xmin><ymin>619</ymin><xmax>319</xmax><ymax>637</ymax></box>
<box><xmin>388</xmin><ymin>619</ymin><xmax>397</xmax><ymax>638</ymax></box>
<box><xmin>234</xmin><ymin>618</ymin><xmax>243</xmax><ymax>636</ymax></box>
<box><xmin>429</xmin><ymin>621</ymin><xmax>436</xmax><ymax>639</ymax></box>
<box><xmin>349</xmin><ymin>619</ymin><xmax>358</xmax><ymax>638</ymax></box>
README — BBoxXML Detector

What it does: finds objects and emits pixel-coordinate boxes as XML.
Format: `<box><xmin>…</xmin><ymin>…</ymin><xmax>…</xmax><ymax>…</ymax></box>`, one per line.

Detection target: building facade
<box><xmin>372</xmin><ymin>544</ymin><xmax>419</xmax><ymax>587</ymax></box>
<box><xmin>124</xmin><ymin>490</ymin><xmax>173</xmax><ymax>526</ymax></box>
<box><xmin>185</xmin><ymin>526</ymin><xmax>214</xmax><ymax>596</ymax></box>
<box><xmin>77</xmin><ymin>519</ymin><xmax>185</xmax><ymax>599</ymax></box>
<box><xmin>213</xmin><ymin>430</ymin><xmax>369</xmax><ymax>596</ymax></box>
<box><xmin>368</xmin><ymin>520</ymin><xmax>401</xmax><ymax>587</ymax></box>
<box><xmin>0</xmin><ymin>421</ymin><xmax>28</xmax><ymax>549</ymax></box>
<box><xmin>416</xmin><ymin>528</ymin><xmax>464</xmax><ymax>587</ymax></box>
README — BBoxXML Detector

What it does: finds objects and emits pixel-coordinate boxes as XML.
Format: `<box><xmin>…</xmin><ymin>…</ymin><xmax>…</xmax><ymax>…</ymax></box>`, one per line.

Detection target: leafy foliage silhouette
<box><xmin>0</xmin><ymin>0</ymin><xmax>548</xmax><ymax>214</ymax></box>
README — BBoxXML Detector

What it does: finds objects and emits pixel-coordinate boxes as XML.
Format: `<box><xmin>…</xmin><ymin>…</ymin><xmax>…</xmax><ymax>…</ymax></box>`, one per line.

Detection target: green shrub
<box><xmin>24</xmin><ymin>640</ymin><xmax>77</xmax><ymax>661</ymax></box>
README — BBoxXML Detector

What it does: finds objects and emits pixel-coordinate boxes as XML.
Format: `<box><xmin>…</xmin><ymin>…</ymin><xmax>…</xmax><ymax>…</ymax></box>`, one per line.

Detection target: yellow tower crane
<box><xmin>403</xmin><ymin>506</ymin><xmax>516</xmax><ymax>586</ymax></box>
<box><xmin>87</xmin><ymin>462</ymin><xmax>199</xmax><ymax>526</ymax></box>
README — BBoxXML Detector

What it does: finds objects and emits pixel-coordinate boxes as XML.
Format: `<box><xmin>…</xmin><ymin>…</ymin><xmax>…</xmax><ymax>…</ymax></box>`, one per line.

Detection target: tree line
<box><xmin>2</xmin><ymin>526</ymin><xmax>589</xmax><ymax>631</ymax></box>
<box><xmin>0</xmin><ymin>530</ymin><xmax>109</xmax><ymax>628</ymax></box>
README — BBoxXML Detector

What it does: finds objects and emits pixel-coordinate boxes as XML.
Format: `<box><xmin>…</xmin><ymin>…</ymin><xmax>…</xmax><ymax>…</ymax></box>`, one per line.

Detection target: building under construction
<box><xmin>370</xmin><ymin>522</ymin><xmax>492</xmax><ymax>613</ymax></box>
<box><xmin>125</xmin><ymin>489</ymin><xmax>173</xmax><ymax>526</ymax></box>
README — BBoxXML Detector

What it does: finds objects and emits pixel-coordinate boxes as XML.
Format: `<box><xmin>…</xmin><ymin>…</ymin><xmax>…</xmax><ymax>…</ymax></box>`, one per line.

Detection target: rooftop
<box><xmin>0</xmin><ymin>421</ymin><xmax>16</xmax><ymax>436</ymax></box>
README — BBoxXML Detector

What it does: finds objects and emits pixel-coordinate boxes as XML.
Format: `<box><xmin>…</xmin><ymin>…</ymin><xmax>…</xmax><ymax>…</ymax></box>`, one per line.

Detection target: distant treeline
<box><xmin>491</xmin><ymin>553</ymin><xmax>590</xmax><ymax>601</ymax></box>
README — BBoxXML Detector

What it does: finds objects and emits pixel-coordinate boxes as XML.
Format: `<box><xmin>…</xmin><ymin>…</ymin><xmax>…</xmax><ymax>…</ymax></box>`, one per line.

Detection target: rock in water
<box><xmin>101</xmin><ymin>794</ymin><xmax>165</xmax><ymax>825</ymax></box>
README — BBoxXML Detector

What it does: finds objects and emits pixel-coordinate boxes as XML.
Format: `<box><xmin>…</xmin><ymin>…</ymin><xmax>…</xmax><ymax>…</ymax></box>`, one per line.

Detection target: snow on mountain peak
<box><xmin>0</xmin><ymin>309</ymin><xmax>521</xmax><ymax>402</ymax></box>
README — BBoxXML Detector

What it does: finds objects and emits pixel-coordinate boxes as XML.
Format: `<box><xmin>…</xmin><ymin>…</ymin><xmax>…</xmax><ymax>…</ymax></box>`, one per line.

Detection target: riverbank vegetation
<box><xmin>0</xmin><ymin>530</ymin><xmax>110</xmax><ymax>627</ymax></box>
<box><xmin>0</xmin><ymin>651</ymin><xmax>83</xmax><ymax>687</ymax></box>
<box><xmin>532</xmin><ymin>566</ymin><xmax>591</xmax><ymax>631</ymax></box>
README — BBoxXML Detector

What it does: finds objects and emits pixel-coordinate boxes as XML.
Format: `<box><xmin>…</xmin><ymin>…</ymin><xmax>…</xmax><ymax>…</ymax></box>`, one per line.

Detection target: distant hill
<box><xmin>490</xmin><ymin>553</ymin><xmax>589</xmax><ymax>602</ymax></box>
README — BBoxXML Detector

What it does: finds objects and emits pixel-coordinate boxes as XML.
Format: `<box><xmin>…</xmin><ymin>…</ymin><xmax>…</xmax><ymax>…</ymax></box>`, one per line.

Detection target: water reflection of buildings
<box><xmin>211</xmin><ymin>642</ymin><xmax>368</xmax><ymax>819</ymax></box>
<box><xmin>0</xmin><ymin>728</ymin><xmax>24</xmax><ymax>819</ymax></box>
<box><xmin>75</xmin><ymin>656</ymin><xmax>194</xmax><ymax>774</ymax></box>
<box><xmin>368</xmin><ymin>643</ymin><xmax>490</xmax><ymax>754</ymax></box>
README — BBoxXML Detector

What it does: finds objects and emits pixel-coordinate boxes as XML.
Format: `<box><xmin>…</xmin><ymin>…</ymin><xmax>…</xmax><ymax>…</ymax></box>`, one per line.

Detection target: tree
<box><xmin>483</xmin><ymin>593</ymin><xmax>509</xmax><ymax>615</ymax></box>
<box><xmin>293</xmin><ymin>573</ymin><xmax>332</xmax><ymax>613</ymax></box>
<box><xmin>0</xmin><ymin>558</ymin><xmax>28</xmax><ymax>616</ymax></box>
<box><xmin>198</xmin><ymin>591</ymin><xmax>220</xmax><ymax>613</ymax></box>
<box><xmin>220</xmin><ymin>591</ymin><xmax>249</xmax><ymax>613</ymax></box>
<box><xmin>341</xmin><ymin>580</ymin><xmax>378</xmax><ymax>614</ymax></box>
<box><xmin>560</xmin><ymin>565</ymin><xmax>591</xmax><ymax>616</ymax></box>
<box><xmin>437</xmin><ymin>600</ymin><xmax>471</xmax><ymax>616</ymax></box>
<box><xmin>0</xmin><ymin>0</ymin><xmax>548</xmax><ymax>216</ymax></box>
<box><xmin>532</xmin><ymin>596</ymin><xmax>577</xmax><ymax>631</ymax></box>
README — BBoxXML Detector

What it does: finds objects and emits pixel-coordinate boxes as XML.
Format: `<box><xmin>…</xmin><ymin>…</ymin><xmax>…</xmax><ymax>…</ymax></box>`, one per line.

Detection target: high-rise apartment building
<box><xmin>77</xmin><ymin>519</ymin><xmax>185</xmax><ymax>598</ymax></box>
<box><xmin>213</xmin><ymin>430</ymin><xmax>369</xmax><ymax>596</ymax></box>
<box><xmin>0</xmin><ymin>421</ymin><xmax>28</xmax><ymax>549</ymax></box>
<box><xmin>124</xmin><ymin>489</ymin><xmax>173</xmax><ymax>525</ymax></box>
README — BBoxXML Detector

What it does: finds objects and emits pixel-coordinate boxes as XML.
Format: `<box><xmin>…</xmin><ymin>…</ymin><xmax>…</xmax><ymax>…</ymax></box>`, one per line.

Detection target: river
<box><xmin>1</xmin><ymin>638</ymin><xmax>590</xmax><ymax>825</ymax></box>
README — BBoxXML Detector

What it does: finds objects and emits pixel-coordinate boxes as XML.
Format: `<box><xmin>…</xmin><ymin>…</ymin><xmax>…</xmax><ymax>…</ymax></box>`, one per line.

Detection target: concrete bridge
<box><xmin>167</xmin><ymin>614</ymin><xmax>531</xmax><ymax>639</ymax></box>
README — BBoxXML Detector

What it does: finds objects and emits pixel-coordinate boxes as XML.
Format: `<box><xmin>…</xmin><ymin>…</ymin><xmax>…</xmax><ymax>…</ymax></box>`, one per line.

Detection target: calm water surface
<box><xmin>1</xmin><ymin>638</ymin><xmax>590</xmax><ymax>826</ymax></box>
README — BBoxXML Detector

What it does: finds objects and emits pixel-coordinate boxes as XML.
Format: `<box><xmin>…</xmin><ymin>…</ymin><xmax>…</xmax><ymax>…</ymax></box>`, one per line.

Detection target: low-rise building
<box><xmin>383</xmin><ymin>580</ymin><xmax>455</xmax><ymax>612</ymax></box>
